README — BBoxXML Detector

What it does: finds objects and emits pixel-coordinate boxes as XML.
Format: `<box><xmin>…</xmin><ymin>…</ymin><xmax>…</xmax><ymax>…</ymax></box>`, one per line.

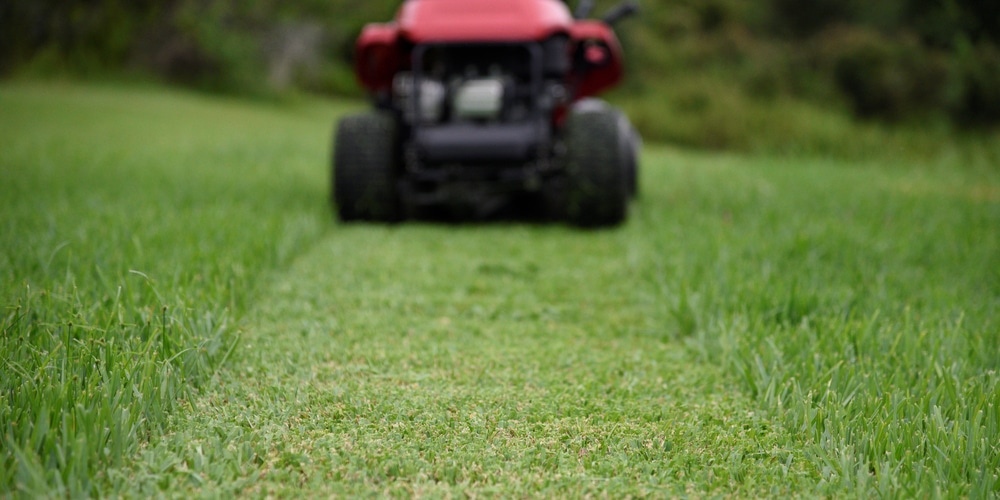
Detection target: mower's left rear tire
<box><xmin>332</xmin><ymin>112</ymin><xmax>400</xmax><ymax>222</ymax></box>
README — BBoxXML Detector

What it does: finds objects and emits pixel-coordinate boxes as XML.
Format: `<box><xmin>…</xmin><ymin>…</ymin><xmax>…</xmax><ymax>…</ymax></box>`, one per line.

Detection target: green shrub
<box><xmin>0</xmin><ymin>0</ymin><xmax>165</xmax><ymax>76</ymax></box>
<box><xmin>816</xmin><ymin>26</ymin><xmax>949</xmax><ymax>121</ymax></box>
<box><xmin>948</xmin><ymin>41</ymin><xmax>1000</xmax><ymax>126</ymax></box>
<box><xmin>164</xmin><ymin>1</ymin><xmax>268</xmax><ymax>94</ymax></box>
<box><xmin>768</xmin><ymin>0</ymin><xmax>853</xmax><ymax>37</ymax></box>
<box><xmin>3</xmin><ymin>0</ymin><xmax>999</xmax><ymax>152</ymax></box>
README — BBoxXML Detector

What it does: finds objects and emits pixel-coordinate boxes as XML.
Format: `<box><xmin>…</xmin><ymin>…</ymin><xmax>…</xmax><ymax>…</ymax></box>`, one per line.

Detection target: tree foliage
<box><xmin>2</xmin><ymin>0</ymin><xmax>998</xmax><ymax>132</ymax></box>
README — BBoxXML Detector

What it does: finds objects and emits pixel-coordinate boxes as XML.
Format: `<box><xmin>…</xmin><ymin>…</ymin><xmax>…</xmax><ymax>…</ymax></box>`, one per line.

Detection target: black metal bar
<box><xmin>601</xmin><ymin>1</ymin><xmax>639</xmax><ymax>27</ymax></box>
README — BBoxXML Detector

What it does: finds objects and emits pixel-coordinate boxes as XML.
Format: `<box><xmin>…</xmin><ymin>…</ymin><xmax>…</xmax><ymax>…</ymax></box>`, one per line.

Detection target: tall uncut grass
<box><xmin>640</xmin><ymin>150</ymin><xmax>1000</xmax><ymax>496</ymax></box>
<box><xmin>0</xmin><ymin>83</ymin><xmax>335</xmax><ymax>496</ymax></box>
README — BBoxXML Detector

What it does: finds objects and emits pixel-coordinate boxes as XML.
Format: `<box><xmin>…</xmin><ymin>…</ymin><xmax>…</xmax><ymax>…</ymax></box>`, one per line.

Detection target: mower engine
<box><xmin>452</xmin><ymin>78</ymin><xmax>506</xmax><ymax>121</ymax></box>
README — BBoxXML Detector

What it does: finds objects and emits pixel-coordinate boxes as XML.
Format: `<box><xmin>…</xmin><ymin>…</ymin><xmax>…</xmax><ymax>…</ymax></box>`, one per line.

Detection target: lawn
<box><xmin>1</xmin><ymin>83</ymin><xmax>998</xmax><ymax>497</ymax></box>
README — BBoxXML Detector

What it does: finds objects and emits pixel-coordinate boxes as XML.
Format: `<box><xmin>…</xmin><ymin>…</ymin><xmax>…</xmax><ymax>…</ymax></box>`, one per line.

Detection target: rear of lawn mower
<box><xmin>333</xmin><ymin>0</ymin><xmax>640</xmax><ymax>226</ymax></box>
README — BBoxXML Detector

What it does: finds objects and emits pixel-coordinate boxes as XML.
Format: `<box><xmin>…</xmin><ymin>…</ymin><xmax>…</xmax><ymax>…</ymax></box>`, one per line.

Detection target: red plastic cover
<box><xmin>397</xmin><ymin>0</ymin><xmax>574</xmax><ymax>43</ymax></box>
<box><xmin>354</xmin><ymin>0</ymin><xmax>626</xmax><ymax>99</ymax></box>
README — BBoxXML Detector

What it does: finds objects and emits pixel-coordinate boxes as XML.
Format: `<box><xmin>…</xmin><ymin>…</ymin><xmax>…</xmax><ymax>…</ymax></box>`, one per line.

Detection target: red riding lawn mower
<box><xmin>333</xmin><ymin>0</ymin><xmax>641</xmax><ymax>226</ymax></box>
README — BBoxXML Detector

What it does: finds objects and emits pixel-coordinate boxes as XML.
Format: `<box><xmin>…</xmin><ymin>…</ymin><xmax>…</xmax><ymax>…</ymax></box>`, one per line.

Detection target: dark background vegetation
<box><xmin>2</xmin><ymin>0</ymin><xmax>998</xmax><ymax>152</ymax></box>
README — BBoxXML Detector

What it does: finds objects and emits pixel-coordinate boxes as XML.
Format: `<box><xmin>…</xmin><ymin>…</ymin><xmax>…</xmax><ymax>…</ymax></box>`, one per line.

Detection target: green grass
<box><xmin>0</xmin><ymin>82</ymin><xmax>340</xmax><ymax>495</ymax></box>
<box><xmin>652</xmin><ymin>151</ymin><xmax>1000</xmax><ymax>496</ymax></box>
<box><xmin>2</xmin><ymin>82</ymin><xmax>999</xmax><ymax>497</ymax></box>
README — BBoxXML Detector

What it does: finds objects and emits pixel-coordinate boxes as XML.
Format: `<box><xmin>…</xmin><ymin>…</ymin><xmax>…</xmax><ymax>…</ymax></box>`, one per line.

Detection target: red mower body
<box><xmin>334</xmin><ymin>0</ymin><xmax>641</xmax><ymax>226</ymax></box>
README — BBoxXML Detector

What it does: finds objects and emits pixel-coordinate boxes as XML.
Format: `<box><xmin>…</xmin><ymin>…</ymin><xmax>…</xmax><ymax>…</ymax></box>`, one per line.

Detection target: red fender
<box><xmin>568</xmin><ymin>21</ymin><xmax>625</xmax><ymax>100</ymax></box>
<box><xmin>354</xmin><ymin>23</ymin><xmax>403</xmax><ymax>93</ymax></box>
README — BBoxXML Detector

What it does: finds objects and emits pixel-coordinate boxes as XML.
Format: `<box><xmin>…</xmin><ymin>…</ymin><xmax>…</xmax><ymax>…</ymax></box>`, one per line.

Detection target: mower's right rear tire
<box><xmin>564</xmin><ymin>107</ymin><xmax>629</xmax><ymax>227</ymax></box>
<box><xmin>332</xmin><ymin>112</ymin><xmax>400</xmax><ymax>222</ymax></box>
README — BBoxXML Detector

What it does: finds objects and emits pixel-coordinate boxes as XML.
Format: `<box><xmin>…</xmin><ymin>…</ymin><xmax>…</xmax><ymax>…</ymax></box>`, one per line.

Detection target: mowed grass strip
<box><xmin>120</xmin><ymin>148</ymin><xmax>996</xmax><ymax>495</ymax></box>
<box><xmin>116</xmin><ymin>224</ymin><xmax>815</xmax><ymax>497</ymax></box>
<box><xmin>0</xmin><ymin>83</ymin><xmax>340</xmax><ymax>496</ymax></box>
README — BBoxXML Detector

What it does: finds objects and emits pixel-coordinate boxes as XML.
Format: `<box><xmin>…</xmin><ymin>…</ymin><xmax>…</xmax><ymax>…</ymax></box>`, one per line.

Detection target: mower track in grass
<box><xmin>114</xmin><ymin>222</ymin><xmax>816</xmax><ymax>497</ymax></box>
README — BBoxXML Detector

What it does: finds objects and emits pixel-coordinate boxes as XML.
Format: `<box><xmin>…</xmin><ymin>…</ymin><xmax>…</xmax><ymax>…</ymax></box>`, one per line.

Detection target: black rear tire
<box><xmin>332</xmin><ymin>112</ymin><xmax>400</xmax><ymax>222</ymax></box>
<box><xmin>564</xmin><ymin>107</ymin><xmax>629</xmax><ymax>227</ymax></box>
